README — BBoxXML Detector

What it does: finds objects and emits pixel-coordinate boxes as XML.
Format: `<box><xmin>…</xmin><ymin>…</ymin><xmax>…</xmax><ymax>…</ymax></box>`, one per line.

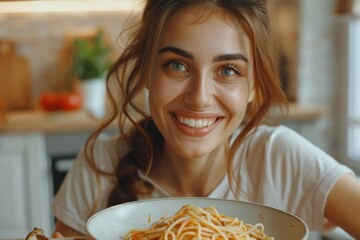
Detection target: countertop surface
<box><xmin>0</xmin><ymin>109</ymin><xmax>117</xmax><ymax>133</ymax></box>
<box><xmin>0</xmin><ymin>103</ymin><xmax>327</xmax><ymax>134</ymax></box>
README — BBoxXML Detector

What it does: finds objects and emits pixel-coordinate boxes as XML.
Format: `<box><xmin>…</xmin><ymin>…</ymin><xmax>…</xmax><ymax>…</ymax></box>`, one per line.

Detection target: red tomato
<box><xmin>57</xmin><ymin>91</ymin><xmax>82</xmax><ymax>111</ymax></box>
<box><xmin>39</xmin><ymin>92</ymin><xmax>59</xmax><ymax>111</ymax></box>
<box><xmin>39</xmin><ymin>91</ymin><xmax>82</xmax><ymax>111</ymax></box>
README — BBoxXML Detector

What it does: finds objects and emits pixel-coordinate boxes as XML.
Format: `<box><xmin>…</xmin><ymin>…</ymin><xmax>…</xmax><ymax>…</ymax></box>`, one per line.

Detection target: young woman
<box><xmin>52</xmin><ymin>0</ymin><xmax>360</xmax><ymax>238</ymax></box>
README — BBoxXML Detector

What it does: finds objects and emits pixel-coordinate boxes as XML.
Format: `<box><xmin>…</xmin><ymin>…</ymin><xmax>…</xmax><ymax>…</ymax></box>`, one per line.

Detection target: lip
<box><xmin>170</xmin><ymin>112</ymin><xmax>223</xmax><ymax>137</ymax></box>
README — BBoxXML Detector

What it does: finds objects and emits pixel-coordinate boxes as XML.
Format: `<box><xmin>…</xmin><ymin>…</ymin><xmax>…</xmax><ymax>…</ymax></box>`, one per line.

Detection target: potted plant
<box><xmin>73</xmin><ymin>29</ymin><xmax>112</xmax><ymax>80</ymax></box>
<box><xmin>72</xmin><ymin>29</ymin><xmax>112</xmax><ymax>118</ymax></box>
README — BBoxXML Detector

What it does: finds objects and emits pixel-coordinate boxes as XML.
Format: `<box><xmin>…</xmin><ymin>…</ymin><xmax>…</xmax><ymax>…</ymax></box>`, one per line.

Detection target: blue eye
<box><xmin>214</xmin><ymin>64</ymin><xmax>243</xmax><ymax>82</ymax></box>
<box><xmin>162</xmin><ymin>59</ymin><xmax>188</xmax><ymax>75</ymax></box>
<box><xmin>221</xmin><ymin>68</ymin><xmax>235</xmax><ymax>76</ymax></box>
<box><xmin>162</xmin><ymin>59</ymin><xmax>191</xmax><ymax>77</ymax></box>
<box><xmin>170</xmin><ymin>61</ymin><xmax>186</xmax><ymax>72</ymax></box>
<box><xmin>220</xmin><ymin>65</ymin><xmax>240</xmax><ymax>76</ymax></box>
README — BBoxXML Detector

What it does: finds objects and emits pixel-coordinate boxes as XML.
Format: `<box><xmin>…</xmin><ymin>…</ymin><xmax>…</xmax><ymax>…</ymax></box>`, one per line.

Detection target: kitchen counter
<box><xmin>0</xmin><ymin>103</ymin><xmax>327</xmax><ymax>133</ymax></box>
<box><xmin>276</xmin><ymin>103</ymin><xmax>328</xmax><ymax>121</ymax></box>
<box><xmin>0</xmin><ymin>109</ymin><xmax>118</xmax><ymax>133</ymax></box>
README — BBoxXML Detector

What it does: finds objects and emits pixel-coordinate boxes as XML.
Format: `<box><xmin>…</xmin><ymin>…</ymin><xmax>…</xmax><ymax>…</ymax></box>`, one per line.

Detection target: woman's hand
<box><xmin>52</xmin><ymin>231</ymin><xmax>88</xmax><ymax>239</ymax></box>
<box><xmin>52</xmin><ymin>232</ymin><xmax>64</xmax><ymax>238</ymax></box>
<box><xmin>53</xmin><ymin>220</ymin><xmax>85</xmax><ymax>237</ymax></box>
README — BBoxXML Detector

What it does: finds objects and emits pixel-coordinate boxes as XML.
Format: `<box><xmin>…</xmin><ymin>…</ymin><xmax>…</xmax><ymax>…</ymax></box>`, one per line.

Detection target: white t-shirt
<box><xmin>51</xmin><ymin>125</ymin><xmax>354</xmax><ymax>234</ymax></box>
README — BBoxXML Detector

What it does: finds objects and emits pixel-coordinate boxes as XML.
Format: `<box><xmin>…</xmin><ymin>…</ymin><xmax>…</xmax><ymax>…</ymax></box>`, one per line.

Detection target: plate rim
<box><xmin>86</xmin><ymin>197</ymin><xmax>309</xmax><ymax>239</ymax></box>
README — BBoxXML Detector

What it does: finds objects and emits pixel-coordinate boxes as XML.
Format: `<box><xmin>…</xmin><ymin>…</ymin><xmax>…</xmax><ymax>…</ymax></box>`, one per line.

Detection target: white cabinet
<box><xmin>0</xmin><ymin>133</ymin><xmax>51</xmax><ymax>238</ymax></box>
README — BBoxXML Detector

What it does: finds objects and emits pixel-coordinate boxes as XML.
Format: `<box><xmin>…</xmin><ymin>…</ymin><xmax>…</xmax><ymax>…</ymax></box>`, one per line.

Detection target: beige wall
<box><xmin>0</xmin><ymin>11</ymin><xmax>135</xmax><ymax>107</ymax></box>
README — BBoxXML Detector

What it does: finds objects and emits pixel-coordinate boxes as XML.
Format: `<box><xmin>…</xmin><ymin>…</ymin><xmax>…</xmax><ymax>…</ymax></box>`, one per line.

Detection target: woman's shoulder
<box><xmin>246</xmin><ymin>124</ymin><xmax>320</xmax><ymax>150</ymax></box>
<box><xmin>232</xmin><ymin>124</ymin><xmax>298</xmax><ymax>144</ymax></box>
<box><xmin>94</xmin><ymin>135</ymin><xmax>130</xmax><ymax>153</ymax></box>
<box><xmin>233</xmin><ymin>124</ymin><xmax>341</xmax><ymax>168</ymax></box>
<box><xmin>91</xmin><ymin>134</ymin><xmax>131</xmax><ymax>169</ymax></box>
<box><xmin>232</xmin><ymin>124</ymin><xmax>323</xmax><ymax>160</ymax></box>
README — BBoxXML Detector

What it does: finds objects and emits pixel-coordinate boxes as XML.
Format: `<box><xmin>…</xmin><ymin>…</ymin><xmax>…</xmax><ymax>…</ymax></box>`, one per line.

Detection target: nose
<box><xmin>184</xmin><ymin>72</ymin><xmax>214</xmax><ymax>109</ymax></box>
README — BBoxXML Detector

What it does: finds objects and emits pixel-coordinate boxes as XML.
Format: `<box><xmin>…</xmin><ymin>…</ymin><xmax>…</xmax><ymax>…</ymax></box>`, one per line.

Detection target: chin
<box><xmin>175</xmin><ymin>146</ymin><xmax>215</xmax><ymax>159</ymax></box>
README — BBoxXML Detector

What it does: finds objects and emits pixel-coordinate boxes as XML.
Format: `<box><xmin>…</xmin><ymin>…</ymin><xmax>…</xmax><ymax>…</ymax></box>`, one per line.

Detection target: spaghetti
<box><xmin>122</xmin><ymin>204</ymin><xmax>274</xmax><ymax>240</ymax></box>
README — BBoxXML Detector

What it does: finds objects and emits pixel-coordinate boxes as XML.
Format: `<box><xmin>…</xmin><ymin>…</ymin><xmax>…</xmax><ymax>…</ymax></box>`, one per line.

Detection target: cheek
<box><xmin>218</xmin><ymin>84</ymin><xmax>252</xmax><ymax>117</ymax></box>
<box><xmin>148</xmin><ymin>70</ymin><xmax>178</xmax><ymax>111</ymax></box>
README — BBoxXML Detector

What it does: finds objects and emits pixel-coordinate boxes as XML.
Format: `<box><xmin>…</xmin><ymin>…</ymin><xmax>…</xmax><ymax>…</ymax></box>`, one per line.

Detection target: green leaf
<box><xmin>72</xmin><ymin>30</ymin><xmax>112</xmax><ymax>80</ymax></box>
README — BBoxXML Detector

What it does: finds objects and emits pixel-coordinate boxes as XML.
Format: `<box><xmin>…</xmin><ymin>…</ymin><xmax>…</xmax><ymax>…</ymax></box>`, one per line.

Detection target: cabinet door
<box><xmin>0</xmin><ymin>134</ymin><xmax>51</xmax><ymax>238</ymax></box>
<box><xmin>0</xmin><ymin>141</ymin><xmax>29</xmax><ymax>237</ymax></box>
<box><xmin>24</xmin><ymin>133</ymin><xmax>52</xmax><ymax>236</ymax></box>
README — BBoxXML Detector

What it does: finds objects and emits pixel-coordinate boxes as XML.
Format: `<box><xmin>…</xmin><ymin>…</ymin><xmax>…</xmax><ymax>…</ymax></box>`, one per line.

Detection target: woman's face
<box><xmin>148</xmin><ymin>6</ymin><xmax>254</xmax><ymax>159</ymax></box>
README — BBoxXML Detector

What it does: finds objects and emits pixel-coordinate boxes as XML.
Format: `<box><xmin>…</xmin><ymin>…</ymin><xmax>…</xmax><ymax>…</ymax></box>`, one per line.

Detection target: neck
<box><xmin>150</xmin><ymin>141</ymin><xmax>229</xmax><ymax>197</ymax></box>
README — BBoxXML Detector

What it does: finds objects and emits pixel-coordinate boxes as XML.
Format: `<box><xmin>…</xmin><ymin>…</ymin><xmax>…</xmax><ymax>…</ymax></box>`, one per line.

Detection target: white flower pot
<box><xmin>78</xmin><ymin>78</ymin><xmax>106</xmax><ymax>119</ymax></box>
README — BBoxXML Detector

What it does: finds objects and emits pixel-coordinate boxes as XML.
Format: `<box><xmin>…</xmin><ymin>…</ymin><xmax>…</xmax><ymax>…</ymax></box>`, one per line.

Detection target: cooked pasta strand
<box><xmin>122</xmin><ymin>205</ymin><xmax>274</xmax><ymax>240</ymax></box>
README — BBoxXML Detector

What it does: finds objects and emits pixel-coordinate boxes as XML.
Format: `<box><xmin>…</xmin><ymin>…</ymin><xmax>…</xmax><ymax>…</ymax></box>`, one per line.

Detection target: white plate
<box><xmin>86</xmin><ymin>197</ymin><xmax>309</xmax><ymax>240</ymax></box>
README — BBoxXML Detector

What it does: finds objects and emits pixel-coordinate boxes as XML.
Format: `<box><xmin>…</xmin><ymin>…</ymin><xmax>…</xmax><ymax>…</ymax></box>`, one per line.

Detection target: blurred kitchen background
<box><xmin>0</xmin><ymin>0</ymin><xmax>359</xmax><ymax>239</ymax></box>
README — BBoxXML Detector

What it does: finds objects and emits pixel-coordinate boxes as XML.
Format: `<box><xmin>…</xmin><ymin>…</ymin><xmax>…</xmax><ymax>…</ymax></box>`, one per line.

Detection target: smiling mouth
<box><xmin>175</xmin><ymin>115</ymin><xmax>218</xmax><ymax>129</ymax></box>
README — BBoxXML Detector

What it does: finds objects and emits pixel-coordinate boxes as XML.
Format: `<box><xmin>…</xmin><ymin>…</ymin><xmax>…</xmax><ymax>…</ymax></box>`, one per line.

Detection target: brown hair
<box><xmin>84</xmin><ymin>0</ymin><xmax>288</xmax><ymax>213</ymax></box>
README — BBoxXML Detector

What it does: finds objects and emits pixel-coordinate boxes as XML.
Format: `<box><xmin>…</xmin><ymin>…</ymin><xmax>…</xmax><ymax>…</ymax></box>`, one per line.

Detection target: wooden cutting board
<box><xmin>0</xmin><ymin>40</ymin><xmax>32</xmax><ymax>110</ymax></box>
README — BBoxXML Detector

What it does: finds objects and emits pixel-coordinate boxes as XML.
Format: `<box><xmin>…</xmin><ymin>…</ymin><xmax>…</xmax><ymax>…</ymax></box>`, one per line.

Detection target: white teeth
<box><xmin>177</xmin><ymin>116</ymin><xmax>216</xmax><ymax>128</ymax></box>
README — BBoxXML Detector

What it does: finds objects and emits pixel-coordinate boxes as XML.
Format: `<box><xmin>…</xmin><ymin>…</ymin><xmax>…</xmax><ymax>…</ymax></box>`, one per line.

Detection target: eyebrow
<box><xmin>213</xmin><ymin>54</ymin><xmax>248</xmax><ymax>63</ymax></box>
<box><xmin>158</xmin><ymin>46</ymin><xmax>248</xmax><ymax>63</ymax></box>
<box><xmin>158</xmin><ymin>46</ymin><xmax>193</xmax><ymax>60</ymax></box>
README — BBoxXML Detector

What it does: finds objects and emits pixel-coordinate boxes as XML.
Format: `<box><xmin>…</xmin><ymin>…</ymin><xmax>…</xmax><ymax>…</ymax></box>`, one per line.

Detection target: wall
<box><xmin>296</xmin><ymin>0</ymin><xmax>339</xmax><ymax>154</ymax></box>
<box><xmin>0</xmin><ymin>10</ymin><xmax>136</xmax><ymax>107</ymax></box>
